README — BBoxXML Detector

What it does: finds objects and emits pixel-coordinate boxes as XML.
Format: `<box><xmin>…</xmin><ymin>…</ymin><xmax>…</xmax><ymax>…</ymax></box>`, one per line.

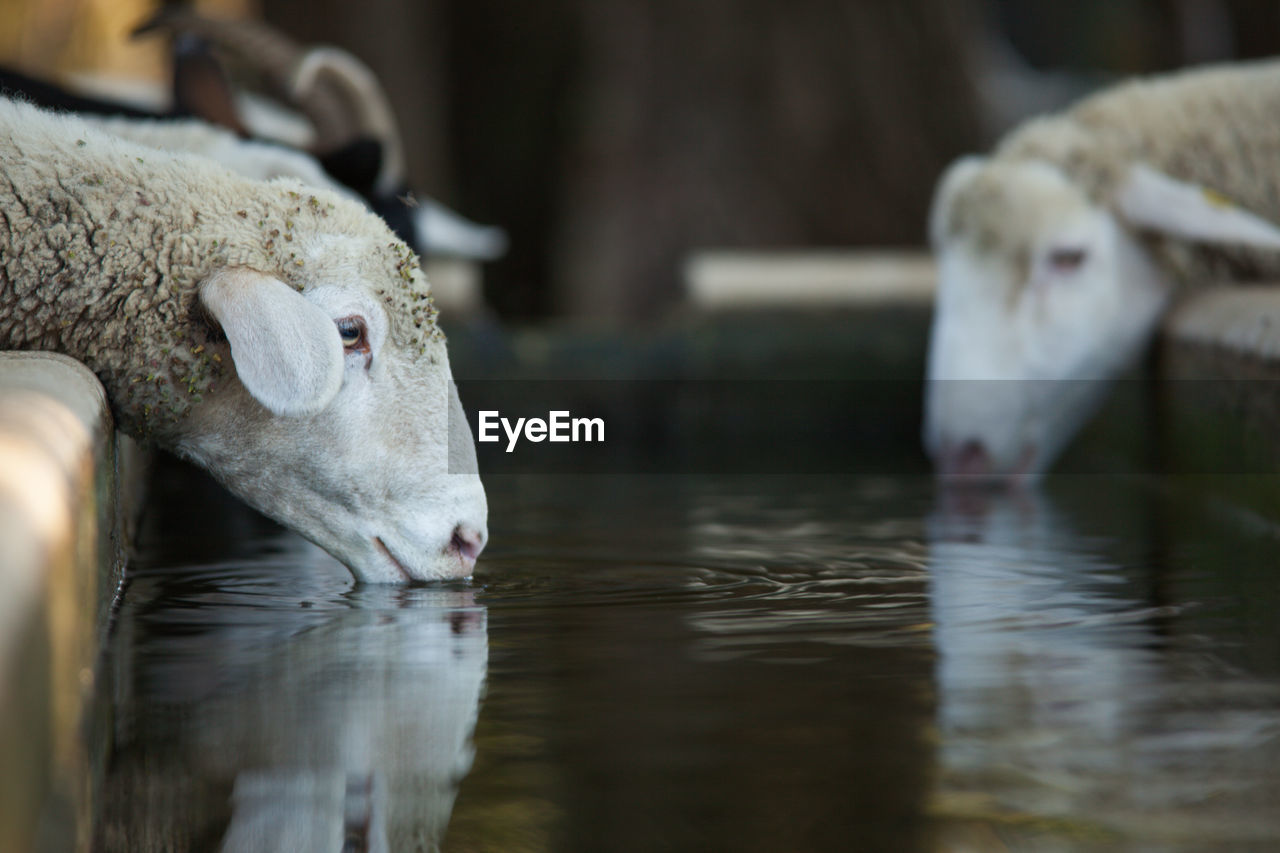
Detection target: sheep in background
<box><xmin>137</xmin><ymin>7</ymin><xmax>509</xmax><ymax>263</ymax></box>
<box><xmin>79</xmin><ymin>111</ymin><xmax>510</xmax><ymax>264</ymax></box>
<box><xmin>0</xmin><ymin>12</ymin><xmax>508</xmax><ymax>263</ymax></box>
<box><xmin>926</xmin><ymin>59</ymin><xmax>1280</xmax><ymax>481</ymax></box>
<box><xmin>0</xmin><ymin>96</ymin><xmax>487</xmax><ymax>582</ymax></box>
<box><xmin>83</xmin><ymin>112</ymin><xmax>354</xmax><ymax>195</ymax></box>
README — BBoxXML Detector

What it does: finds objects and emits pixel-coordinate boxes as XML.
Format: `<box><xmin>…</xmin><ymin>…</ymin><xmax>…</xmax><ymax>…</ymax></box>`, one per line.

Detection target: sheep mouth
<box><xmin>373</xmin><ymin>536</ymin><xmax>415</xmax><ymax>582</ymax></box>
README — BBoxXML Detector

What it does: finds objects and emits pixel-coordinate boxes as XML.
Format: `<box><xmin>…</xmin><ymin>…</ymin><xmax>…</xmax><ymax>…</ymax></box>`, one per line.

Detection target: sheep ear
<box><xmin>200</xmin><ymin>269</ymin><xmax>344</xmax><ymax>417</ymax></box>
<box><xmin>1116</xmin><ymin>163</ymin><xmax>1280</xmax><ymax>249</ymax></box>
<box><xmin>929</xmin><ymin>155</ymin><xmax>987</xmax><ymax>246</ymax></box>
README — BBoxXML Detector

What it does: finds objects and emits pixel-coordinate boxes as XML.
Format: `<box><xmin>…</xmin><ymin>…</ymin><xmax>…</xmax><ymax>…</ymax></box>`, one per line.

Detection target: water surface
<box><xmin>91</xmin><ymin>458</ymin><xmax>1280</xmax><ymax>851</ymax></box>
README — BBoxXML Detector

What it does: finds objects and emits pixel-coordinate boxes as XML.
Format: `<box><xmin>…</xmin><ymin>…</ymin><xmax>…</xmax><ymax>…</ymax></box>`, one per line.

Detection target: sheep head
<box><xmin>0</xmin><ymin>95</ymin><xmax>485</xmax><ymax>583</ymax></box>
<box><xmin>924</xmin><ymin>155</ymin><xmax>1280</xmax><ymax>483</ymax></box>
<box><xmin>175</xmin><ymin>238</ymin><xmax>487</xmax><ymax>584</ymax></box>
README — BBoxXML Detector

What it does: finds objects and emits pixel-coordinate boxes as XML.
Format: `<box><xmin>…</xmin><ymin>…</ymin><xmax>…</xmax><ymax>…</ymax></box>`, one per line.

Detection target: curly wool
<box><xmin>0</xmin><ymin>97</ymin><xmax>440</xmax><ymax>442</ymax></box>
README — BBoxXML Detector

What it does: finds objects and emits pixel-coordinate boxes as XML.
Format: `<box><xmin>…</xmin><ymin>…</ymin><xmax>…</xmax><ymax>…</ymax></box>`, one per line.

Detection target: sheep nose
<box><xmin>939</xmin><ymin>439</ymin><xmax>992</xmax><ymax>478</ymax></box>
<box><xmin>448</xmin><ymin>524</ymin><xmax>486</xmax><ymax>568</ymax></box>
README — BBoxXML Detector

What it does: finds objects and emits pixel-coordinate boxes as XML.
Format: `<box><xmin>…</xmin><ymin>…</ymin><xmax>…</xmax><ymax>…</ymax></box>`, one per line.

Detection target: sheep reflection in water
<box><xmin>927</xmin><ymin>487</ymin><xmax>1280</xmax><ymax>845</ymax></box>
<box><xmin>97</xmin><ymin>561</ymin><xmax>487</xmax><ymax>853</ymax></box>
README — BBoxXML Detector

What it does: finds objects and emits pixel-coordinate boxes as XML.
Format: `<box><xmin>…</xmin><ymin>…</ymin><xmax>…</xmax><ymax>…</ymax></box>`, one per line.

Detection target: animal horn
<box><xmin>290</xmin><ymin>46</ymin><xmax>406</xmax><ymax>195</ymax></box>
<box><xmin>134</xmin><ymin>8</ymin><xmax>405</xmax><ymax>192</ymax></box>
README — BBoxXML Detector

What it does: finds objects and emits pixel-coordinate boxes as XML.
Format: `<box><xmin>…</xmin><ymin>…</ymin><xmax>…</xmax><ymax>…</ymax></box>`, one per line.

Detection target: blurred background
<box><xmin>3</xmin><ymin>0</ymin><xmax>1280</xmax><ymax>324</ymax></box>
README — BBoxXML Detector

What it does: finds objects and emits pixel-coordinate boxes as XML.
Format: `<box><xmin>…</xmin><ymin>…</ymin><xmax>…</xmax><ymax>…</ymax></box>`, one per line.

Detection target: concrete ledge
<box><xmin>1164</xmin><ymin>286</ymin><xmax>1280</xmax><ymax>361</ymax></box>
<box><xmin>683</xmin><ymin>250</ymin><xmax>936</xmax><ymax>310</ymax></box>
<box><xmin>0</xmin><ymin>352</ymin><xmax>142</xmax><ymax>853</ymax></box>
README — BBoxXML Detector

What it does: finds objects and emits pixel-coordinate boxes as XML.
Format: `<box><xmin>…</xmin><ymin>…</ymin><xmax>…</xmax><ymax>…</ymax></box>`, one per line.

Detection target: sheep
<box><xmin>135</xmin><ymin>7</ymin><xmax>509</xmax><ymax>262</ymax></box>
<box><xmin>82</xmin><ymin>113</ymin><xmax>353</xmax><ymax>195</ymax></box>
<box><xmin>101</xmin><ymin>579</ymin><xmax>487</xmax><ymax>850</ymax></box>
<box><xmin>927</xmin><ymin>489</ymin><xmax>1280</xmax><ymax>836</ymax></box>
<box><xmin>70</xmin><ymin>112</ymin><xmax>508</xmax><ymax>262</ymax></box>
<box><xmin>94</xmin><ymin>115</ymin><xmax>511</xmax><ymax>260</ymax></box>
<box><xmin>925</xmin><ymin>58</ymin><xmax>1280</xmax><ymax>482</ymax></box>
<box><xmin>0</xmin><ymin>95</ymin><xmax>488</xmax><ymax>582</ymax></box>
<box><xmin>0</xmin><ymin>21</ymin><xmax>508</xmax><ymax>262</ymax></box>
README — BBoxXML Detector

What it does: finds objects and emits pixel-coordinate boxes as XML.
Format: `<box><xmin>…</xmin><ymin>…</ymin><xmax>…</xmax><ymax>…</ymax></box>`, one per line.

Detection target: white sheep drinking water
<box><xmin>0</xmin><ymin>96</ymin><xmax>487</xmax><ymax>582</ymax></box>
<box><xmin>926</xmin><ymin>59</ymin><xmax>1280</xmax><ymax>481</ymax></box>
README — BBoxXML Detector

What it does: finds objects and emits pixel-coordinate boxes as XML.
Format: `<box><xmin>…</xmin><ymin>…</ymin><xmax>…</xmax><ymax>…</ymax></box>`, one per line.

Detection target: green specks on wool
<box><xmin>76</xmin><ymin>139</ymin><xmax>85</xmax><ymax>147</ymax></box>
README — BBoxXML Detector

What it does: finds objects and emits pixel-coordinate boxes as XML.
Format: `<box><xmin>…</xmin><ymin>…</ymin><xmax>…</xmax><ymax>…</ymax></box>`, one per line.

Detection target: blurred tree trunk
<box><xmin>259</xmin><ymin>0</ymin><xmax>452</xmax><ymax>199</ymax></box>
<box><xmin>553</xmin><ymin>0</ymin><xmax>987</xmax><ymax>321</ymax></box>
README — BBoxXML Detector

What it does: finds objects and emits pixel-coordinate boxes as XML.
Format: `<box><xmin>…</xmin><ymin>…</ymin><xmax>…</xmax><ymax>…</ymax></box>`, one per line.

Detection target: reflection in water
<box><xmin>928</xmin><ymin>486</ymin><xmax>1280</xmax><ymax>849</ymax></box>
<box><xmin>89</xmin><ymin>462</ymin><xmax>1280</xmax><ymax>850</ymax></box>
<box><xmin>455</xmin><ymin>475</ymin><xmax>940</xmax><ymax>853</ymax></box>
<box><xmin>92</xmin><ymin>463</ymin><xmax>488</xmax><ymax>852</ymax></box>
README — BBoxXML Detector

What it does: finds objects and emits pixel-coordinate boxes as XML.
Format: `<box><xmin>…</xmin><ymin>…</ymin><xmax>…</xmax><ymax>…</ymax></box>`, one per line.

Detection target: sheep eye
<box><xmin>336</xmin><ymin>316</ymin><xmax>368</xmax><ymax>352</ymax></box>
<box><xmin>1048</xmin><ymin>248</ymin><xmax>1088</xmax><ymax>274</ymax></box>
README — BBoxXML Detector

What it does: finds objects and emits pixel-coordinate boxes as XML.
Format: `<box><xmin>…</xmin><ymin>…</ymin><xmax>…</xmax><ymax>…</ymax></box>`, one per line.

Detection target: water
<box><xmin>89</xmin><ymin>457</ymin><xmax>1280</xmax><ymax>851</ymax></box>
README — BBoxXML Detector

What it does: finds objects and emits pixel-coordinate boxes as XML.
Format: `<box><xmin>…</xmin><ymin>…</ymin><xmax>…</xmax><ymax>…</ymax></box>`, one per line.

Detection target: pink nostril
<box><xmin>449</xmin><ymin>525</ymin><xmax>486</xmax><ymax>565</ymax></box>
<box><xmin>942</xmin><ymin>439</ymin><xmax>992</xmax><ymax>477</ymax></box>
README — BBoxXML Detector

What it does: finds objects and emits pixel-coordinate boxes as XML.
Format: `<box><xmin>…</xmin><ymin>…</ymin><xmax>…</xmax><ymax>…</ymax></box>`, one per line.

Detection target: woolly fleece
<box><xmin>0</xmin><ymin>96</ymin><xmax>439</xmax><ymax>443</ymax></box>
<box><xmin>942</xmin><ymin>58</ymin><xmax>1280</xmax><ymax>291</ymax></box>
